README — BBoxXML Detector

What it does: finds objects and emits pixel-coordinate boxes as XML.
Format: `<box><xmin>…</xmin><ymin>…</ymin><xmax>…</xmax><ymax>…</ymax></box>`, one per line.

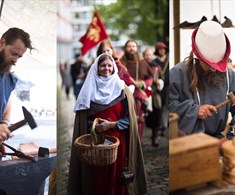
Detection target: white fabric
<box><xmin>195</xmin><ymin>21</ymin><xmax>226</xmax><ymax>63</ymax></box>
<box><xmin>157</xmin><ymin>79</ymin><xmax>164</xmax><ymax>91</ymax></box>
<box><xmin>74</xmin><ymin>54</ymin><xmax>125</xmax><ymax>111</ymax></box>
<box><xmin>128</xmin><ymin>85</ymin><xmax>135</xmax><ymax>94</ymax></box>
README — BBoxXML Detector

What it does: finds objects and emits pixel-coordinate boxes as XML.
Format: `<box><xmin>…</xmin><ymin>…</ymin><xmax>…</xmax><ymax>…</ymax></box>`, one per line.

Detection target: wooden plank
<box><xmin>169</xmin><ymin>147</ymin><xmax>221</xmax><ymax>191</ymax></box>
<box><xmin>170</xmin><ymin>133</ymin><xmax>219</xmax><ymax>155</ymax></box>
<box><xmin>169</xmin><ymin>133</ymin><xmax>222</xmax><ymax>191</ymax></box>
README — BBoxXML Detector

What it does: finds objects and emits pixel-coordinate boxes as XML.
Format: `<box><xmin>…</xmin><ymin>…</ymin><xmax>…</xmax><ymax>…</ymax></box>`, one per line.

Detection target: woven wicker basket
<box><xmin>74</xmin><ymin>118</ymin><xmax>120</xmax><ymax>166</ymax></box>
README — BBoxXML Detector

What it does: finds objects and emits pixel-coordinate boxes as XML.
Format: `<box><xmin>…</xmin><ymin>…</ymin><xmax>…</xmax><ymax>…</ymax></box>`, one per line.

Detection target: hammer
<box><xmin>9</xmin><ymin>106</ymin><xmax>37</xmax><ymax>132</ymax></box>
<box><xmin>215</xmin><ymin>92</ymin><xmax>235</xmax><ymax>109</ymax></box>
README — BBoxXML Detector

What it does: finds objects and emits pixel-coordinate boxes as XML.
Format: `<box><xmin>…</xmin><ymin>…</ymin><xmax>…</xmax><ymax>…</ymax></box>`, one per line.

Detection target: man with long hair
<box><xmin>169</xmin><ymin>21</ymin><xmax>235</xmax><ymax>140</ymax></box>
<box><xmin>120</xmin><ymin>40</ymin><xmax>153</xmax><ymax>139</ymax></box>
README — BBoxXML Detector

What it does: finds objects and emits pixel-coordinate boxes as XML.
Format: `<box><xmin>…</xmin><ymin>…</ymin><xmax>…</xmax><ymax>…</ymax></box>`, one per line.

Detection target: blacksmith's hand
<box><xmin>0</xmin><ymin>124</ymin><xmax>11</xmax><ymax>144</ymax></box>
<box><xmin>0</xmin><ymin>143</ymin><xmax>6</xmax><ymax>157</ymax></box>
<box><xmin>198</xmin><ymin>104</ymin><xmax>217</xmax><ymax>120</ymax></box>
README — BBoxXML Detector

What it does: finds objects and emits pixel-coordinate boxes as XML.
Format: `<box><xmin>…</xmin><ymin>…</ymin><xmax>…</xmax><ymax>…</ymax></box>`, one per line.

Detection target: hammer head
<box><xmin>227</xmin><ymin>92</ymin><xmax>235</xmax><ymax>106</ymax></box>
<box><xmin>22</xmin><ymin>106</ymin><xmax>37</xmax><ymax>129</ymax></box>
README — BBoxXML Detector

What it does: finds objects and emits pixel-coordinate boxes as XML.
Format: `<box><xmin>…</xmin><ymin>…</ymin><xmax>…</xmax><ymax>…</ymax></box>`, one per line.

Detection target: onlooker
<box><xmin>67</xmin><ymin>54</ymin><xmax>147</xmax><ymax>195</ymax></box>
<box><xmin>62</xmin><ymin>61</ymin><xmax>73</xmax><ymax>99</ymax></box>
<box><xmin>152</xmin><ymin>42</ymin><xmax>169</xmax><ymax>136</ymax></box>
<box><xmin>59</xmin><ymin>59</ymin><xmax>65</xmax><ymax>89</ymax></box>
<box><xmin>120</xmin><ymin>39</ymin><xmax>153</xmax><ymax>139</ymax></box>
<box><xmin>143</xmin><ymin>48</ymin><xmax>164</xmax><ymax>146</ymax></box>
<box><xmin>70</xmin><ymin>53</ymin><xmax>87</xmax><ymax>99</ymax></box>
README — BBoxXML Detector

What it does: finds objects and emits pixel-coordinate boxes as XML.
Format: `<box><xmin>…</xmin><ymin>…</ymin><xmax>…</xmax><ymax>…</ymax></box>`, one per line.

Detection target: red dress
<box><xmin>89</xmin><ymin>101</ymin><xmax>126</xmax><ymax>195</ymax></box>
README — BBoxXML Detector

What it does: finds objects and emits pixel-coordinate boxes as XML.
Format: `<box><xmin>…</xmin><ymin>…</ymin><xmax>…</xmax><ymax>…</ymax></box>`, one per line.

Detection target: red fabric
<box><xmin>155</xmin><ymin>42</ymin><xmax>167</xmax><ymax>50</ymax></box>
<box><xmin>90</xmin><ymin>101</ymin><xmax>126</xmax><ymax>195</ymax></box>
<box><xmin>133</xmin><ymin>75</ymin><xmax>153</xmax><ymax>100</ymax></box>
<box><xmin>115</xmin><ymin>59</ymin><xmax>133</xmax><ymax>86</ymax></box>
<box><xmin>79</xmin><ymin>11</ymin><xmax>109</xmax><ymax>55</ymax></box>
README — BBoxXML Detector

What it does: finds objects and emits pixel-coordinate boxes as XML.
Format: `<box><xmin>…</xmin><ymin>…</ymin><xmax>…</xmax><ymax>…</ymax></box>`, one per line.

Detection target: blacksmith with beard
<box><xmin>120</xmin><ymin>39</ymin><xmax>153</xmax><ymax>140</ymax></box>
<box><xmin>0</xmin><ymin>28</ymin><xmax>34</xmax><ymax>146</ymax></box>
<box><xmin>169</xmin><ymin>21</ymin><xmax>235</xmax><ymax>140</ymax></box>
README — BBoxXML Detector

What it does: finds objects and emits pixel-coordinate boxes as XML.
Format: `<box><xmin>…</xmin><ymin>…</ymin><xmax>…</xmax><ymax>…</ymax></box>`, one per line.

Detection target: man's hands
<box><xmin>95</xmin><ymin>118</ymin><xmax>117</xmax><ymax>133</ymax></box>
<box><xmin>198</xmin><ymin>104</ymin><xmax>217</xmax><ymax>120</ymax></box>
<box><xmin>0</xmin><ymin>124</ymin><xmax>11</xmax><ymax>144</ymax></box>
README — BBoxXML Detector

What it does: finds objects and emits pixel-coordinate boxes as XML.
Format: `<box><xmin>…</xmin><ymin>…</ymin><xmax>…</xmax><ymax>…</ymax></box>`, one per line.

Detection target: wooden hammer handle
<box><xmin>215</xmin><ymin>99</ymin><xmax>230</xmax><ymax>109</ymax></box>
<box><xmin>9</xmin><ymin>120</ymin><xmax>26</xmax><ymax>132</ymax></box>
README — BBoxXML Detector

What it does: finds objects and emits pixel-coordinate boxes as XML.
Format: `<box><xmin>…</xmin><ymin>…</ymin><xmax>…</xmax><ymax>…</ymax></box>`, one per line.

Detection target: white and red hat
<box><xmin>192</xmin><ymin>21</ymin><xmax>230</xmax><ymax>72</ymax></box>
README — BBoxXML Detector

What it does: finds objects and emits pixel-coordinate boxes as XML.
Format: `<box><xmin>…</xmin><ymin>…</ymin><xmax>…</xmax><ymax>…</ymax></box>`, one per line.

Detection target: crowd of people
<box><xmin>60</xmin><ymin>39</ymin><xmax>169</xmax><ymax>147</ymax></box>
<box><xmin>64</xmin><ymin>38</ymin><xmax>168</xmax><ymax>195</ymax></box>
<box><xmin>66</xmin><ymin>20</ymin><xmax>235</xmax><ymax>195</ymax></box>
<box><xmin>1</xmin><ymin>16</ymin><xmax>234</xmax><ymax>195</ymax></box>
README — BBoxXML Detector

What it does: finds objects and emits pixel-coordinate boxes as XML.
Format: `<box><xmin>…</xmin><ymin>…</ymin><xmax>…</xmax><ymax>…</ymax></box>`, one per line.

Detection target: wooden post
<box><xmin>173</xmin><ymin>0</ymin><xmax>180</xmax><ymax>65</ymax></box>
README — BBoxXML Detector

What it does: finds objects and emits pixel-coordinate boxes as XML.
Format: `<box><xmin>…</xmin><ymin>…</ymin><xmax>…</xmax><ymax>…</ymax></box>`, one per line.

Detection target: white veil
<box><xmin>73</xmin><ymin>53</ymin><xmax>125</xmax><ymax>111</ymax></box>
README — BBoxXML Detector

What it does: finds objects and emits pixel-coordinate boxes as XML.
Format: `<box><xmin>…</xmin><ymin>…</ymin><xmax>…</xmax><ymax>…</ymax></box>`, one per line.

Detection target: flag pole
<box><xmin>94</xmin><ymin>4</ymin><xmax>97</xmax><ymax>12</ymax></box>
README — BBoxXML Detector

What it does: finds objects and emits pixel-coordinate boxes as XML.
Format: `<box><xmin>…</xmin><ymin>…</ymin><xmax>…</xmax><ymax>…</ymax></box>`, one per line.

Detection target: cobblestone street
<box><xmin>57</xmin><ymin>90</ymin><xmax>169</xmax><ymax>195</ymax></box>
<box><xmin>142</xmin><ymin>128</ymin><xmax>169</xmax><ymax>195</ymax></box>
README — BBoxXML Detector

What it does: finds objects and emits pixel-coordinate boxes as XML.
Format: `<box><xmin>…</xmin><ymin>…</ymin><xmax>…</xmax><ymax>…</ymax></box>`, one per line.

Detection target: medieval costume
<box><xmin>67</xmin><ymin>54</ymin><xmax>147</xmax><ymax>195</ymax></box>
<box><xmin>152</xmin><ymin>42</ymin><xmax>169</xmax><ymax>137</ymax></box>
<box><xmin>147</xmin><ymin>63</ymin><xmax>163</xmax><ymax>146</ymax></box>
<box><xmin>169</xmin><ymin>21</ymin><xmax>235</xmax><ymax>138</ymax></box>
<box><xmin>169</xmin><ymin>62</ymin><xmax>235</xmax><ymax>138</ymax></box>
<box><xmin>115</xmin><ymin>57</ymin><xmax>133</xmax><ymax>86</ymax></box>
<box><xmin>120</xmin><ymin>56</ymin><xmax>153</xmax><ymax>139</ymax></box>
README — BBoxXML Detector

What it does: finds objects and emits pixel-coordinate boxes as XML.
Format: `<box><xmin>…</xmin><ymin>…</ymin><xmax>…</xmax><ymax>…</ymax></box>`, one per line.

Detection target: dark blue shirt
<box><xmin>0</xmin><ymin>73</ymin><xmax>17</xmax><ymax>121</ymax></box>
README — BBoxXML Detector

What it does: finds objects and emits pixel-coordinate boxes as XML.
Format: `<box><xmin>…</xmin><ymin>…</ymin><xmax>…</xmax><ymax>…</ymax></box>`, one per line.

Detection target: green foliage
<box><xmin>97</xmin><ymin>0</ymin><xmax>169</xmax><ymax>46</ymax></box>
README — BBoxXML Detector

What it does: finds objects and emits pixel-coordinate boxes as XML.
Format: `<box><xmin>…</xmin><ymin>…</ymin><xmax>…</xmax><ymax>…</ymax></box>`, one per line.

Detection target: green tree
<box><xmin>97</xmin><ymin>0</ymin><xmax>169</xmax><ymax>46</ymax></box>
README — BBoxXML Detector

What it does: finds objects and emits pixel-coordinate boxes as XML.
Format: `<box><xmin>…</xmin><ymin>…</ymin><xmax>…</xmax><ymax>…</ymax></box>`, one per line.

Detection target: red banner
<box><xmin>79</xmin><ymin>11</ymin><xmax>109</xmax><ymax>55</ymax></box>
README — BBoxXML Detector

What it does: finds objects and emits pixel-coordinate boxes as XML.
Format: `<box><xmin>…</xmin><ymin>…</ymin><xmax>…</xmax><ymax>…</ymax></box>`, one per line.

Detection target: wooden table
<box><xmin>169</xmin><ymin>133</ymin><xmax>222</xmax><ymax>192</ymax></box>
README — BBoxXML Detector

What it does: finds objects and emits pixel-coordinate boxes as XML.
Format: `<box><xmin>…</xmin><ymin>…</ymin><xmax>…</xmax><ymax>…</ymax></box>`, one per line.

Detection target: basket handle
<box><xmin>91</xmin><ymin>118</ymin><xmax>99</xmax><ymax>145</ymax></box>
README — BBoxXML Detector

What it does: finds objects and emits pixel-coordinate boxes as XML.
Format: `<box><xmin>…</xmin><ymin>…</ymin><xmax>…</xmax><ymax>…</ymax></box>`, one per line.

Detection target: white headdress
<box><xmin>73</xmin><ymin>53</ymin><xmax>125</xmax><ymax>111</ymax></box>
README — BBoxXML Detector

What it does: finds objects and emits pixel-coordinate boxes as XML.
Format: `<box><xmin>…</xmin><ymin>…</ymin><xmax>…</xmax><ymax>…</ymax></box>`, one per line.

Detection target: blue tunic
<box><xmin>0</xmin><ymin>73</ymin><xmax>18</xmax><ymax>121</ymax></box>
<box><xmin>169</xmin><ymin>62</ymin><xmax>235</xmax><ymax>138</ymax></box>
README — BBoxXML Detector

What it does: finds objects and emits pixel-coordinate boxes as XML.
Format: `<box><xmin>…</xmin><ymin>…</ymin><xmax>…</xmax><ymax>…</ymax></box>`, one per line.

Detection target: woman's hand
<box><xmin>95</xmin><ymin>118</ymin><xmax>117</xmax><ymax>133</ymax></box>
<box><xmin>198</xmin><ymin>104</ymin><xmax>217</xmax><ymax>120</ymax></box>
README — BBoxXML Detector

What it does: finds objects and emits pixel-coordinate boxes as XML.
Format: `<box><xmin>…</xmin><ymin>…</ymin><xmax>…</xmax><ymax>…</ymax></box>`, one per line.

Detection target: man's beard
<box><xmin>196</xmin><ymin>63</ymin><xmax>226</xmax><ymax>91</ymax></box>
<box><xmin>125</xmin><ymin>51</ymin><xmax>138</xmax><ymax>61</ymax></box>
<box><xmin>0</xmin><ymin>51</ymin><xmax>11</xmax><ymax>73</ymax></box>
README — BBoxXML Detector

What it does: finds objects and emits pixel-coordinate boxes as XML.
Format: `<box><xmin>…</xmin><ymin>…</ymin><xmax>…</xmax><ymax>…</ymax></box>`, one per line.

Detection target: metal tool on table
<box><xmin>9</xmin><ymin>106</ymin><xmax>37</xmax><ymax>132</ymax></box>
<box><xmin>215</xmin><ymin>92</ymin><xmax>235</xmax><ymax>109</ymax></box>
<box><xmin>2</xmin><ymin>143</ymin><xmax>37</xmax><ymax>162</ymax></box>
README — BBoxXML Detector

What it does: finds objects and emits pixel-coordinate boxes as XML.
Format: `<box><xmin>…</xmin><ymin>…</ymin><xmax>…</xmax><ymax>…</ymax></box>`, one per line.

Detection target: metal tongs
<box><xmin>2</xmin><ymin>143</ymin><xmax>37</xmax><ymax>162</ymax></box>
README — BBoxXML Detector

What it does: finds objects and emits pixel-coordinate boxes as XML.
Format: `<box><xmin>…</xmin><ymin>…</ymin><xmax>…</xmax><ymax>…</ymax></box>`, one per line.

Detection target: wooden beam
<box><xmin>173</xmin><ymin>0</ymin><xmax>180</xmax><ymax>65</ymax></box>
